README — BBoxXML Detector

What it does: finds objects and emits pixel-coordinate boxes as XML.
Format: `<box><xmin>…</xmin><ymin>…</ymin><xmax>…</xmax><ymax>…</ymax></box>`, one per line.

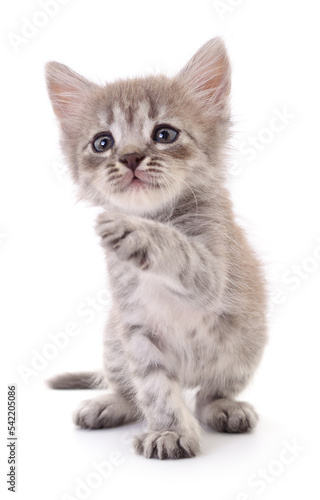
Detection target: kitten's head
<box><xmin>46</xmin><ymin>38</ymin><xmax>231</xmax><ymax>215</ymax></box>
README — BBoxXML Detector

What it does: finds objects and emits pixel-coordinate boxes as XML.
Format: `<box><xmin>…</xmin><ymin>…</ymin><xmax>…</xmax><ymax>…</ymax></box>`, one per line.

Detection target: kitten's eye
<box><xmin>153</xmin><ymin>126</ymin><xmax>179</xmax><ymax>144</ymax></box>
<box><xmin>92</xmin><ymin>133</ymin><xmax>114</xmax><ymax>152</ymax></box>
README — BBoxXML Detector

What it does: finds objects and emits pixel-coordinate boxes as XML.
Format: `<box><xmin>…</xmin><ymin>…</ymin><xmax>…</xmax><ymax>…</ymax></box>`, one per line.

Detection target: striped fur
<box><xmin>46</xmin><ymin>38</ymin><xmax>267</xmax><ymax>460</ymax></box>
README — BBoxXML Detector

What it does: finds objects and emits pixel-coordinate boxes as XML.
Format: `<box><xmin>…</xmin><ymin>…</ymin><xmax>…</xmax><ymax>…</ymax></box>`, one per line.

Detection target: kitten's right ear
<box><xmin>45</xmin><ymin>62</ymin><xmax>96</xmax><ymax>122</ymax></box>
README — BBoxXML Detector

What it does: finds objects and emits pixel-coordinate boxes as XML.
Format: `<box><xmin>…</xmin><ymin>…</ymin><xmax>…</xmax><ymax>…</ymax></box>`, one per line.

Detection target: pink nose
<box><xmin>119</xmin><ymin>153</ymin><xmax>145</xmax><ymax>172</ymax></box>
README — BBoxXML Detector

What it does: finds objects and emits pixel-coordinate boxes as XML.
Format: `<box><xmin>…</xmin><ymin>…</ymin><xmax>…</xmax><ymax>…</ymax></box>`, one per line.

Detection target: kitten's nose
<box><xmin>119</xmin><ymin>152</ymin><xmax>145</xmax><ymax>172</ymax></box>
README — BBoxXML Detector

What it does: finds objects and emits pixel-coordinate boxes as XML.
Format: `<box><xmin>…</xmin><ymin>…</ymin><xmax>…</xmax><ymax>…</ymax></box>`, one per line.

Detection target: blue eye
<box><xmin>93</xmin><ymin>133</ymin><xmax>114</xmax><ymax>152</ymax></box>
<box><xmin>153</xmin><ymin>126</ymin><xmax>179</xmax><ymax>144</ymax></box>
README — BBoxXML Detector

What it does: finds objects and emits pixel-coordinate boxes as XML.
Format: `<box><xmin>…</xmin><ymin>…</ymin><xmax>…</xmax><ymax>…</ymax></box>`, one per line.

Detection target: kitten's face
<box><xmin>73</xmin><ymin>78</ymin><xmax>210</xmax><ymax>214</ymax></box>
<box><xmin>46</xmin><ymin>39</ymin><xmax>231</xmax><ymax>215</ymax></box>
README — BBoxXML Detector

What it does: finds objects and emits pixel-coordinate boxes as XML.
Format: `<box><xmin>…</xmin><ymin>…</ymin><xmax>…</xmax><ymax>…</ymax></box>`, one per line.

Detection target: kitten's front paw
<box><xmin>134</xmin><ymin>431</ymin><xmax>200</xmax><ymax>460</ymax></box>
<box><xmin>96</xmin><ymin>213</ymin><xmax>151</xmax><ymax>270</ymax></box>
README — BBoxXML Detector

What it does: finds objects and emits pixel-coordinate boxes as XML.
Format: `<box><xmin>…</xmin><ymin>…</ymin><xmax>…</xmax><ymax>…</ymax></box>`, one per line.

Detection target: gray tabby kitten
<box><xmin>46</xmin><ymin>38</ymin><xmax>267</xmax><ymax>459</ymax></box>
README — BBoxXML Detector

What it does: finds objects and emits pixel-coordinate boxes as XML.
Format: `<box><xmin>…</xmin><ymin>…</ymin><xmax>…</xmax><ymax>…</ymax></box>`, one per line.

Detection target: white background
<box><xmin>1</xmin><ymin>0</ymin><xmax>320</xmax><ymax>499</ymax></box>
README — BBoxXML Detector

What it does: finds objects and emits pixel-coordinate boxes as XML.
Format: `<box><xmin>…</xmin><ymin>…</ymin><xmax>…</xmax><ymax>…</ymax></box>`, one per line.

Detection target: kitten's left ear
<box><xmin>176</xmin><ymin>38</ymin><xmax>231</xmax><ymax>112</ymax></box>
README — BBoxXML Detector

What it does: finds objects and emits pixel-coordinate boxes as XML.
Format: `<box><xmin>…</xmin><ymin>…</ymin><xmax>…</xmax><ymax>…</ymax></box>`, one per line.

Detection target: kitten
<box><xmin>46</xmin><ymin>38</ymin><xmax>267</xmax><ymax>459</ymax></box>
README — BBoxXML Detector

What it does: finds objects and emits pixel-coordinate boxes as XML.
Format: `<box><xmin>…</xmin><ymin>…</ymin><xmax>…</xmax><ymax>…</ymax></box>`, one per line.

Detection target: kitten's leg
<box><xmin>73</xmin><ymin>314</ymin><xmax>140</xmax><ymax>430</ymax></box>
<box><xmin>72</xmin><ymin>363</ymin><xmax>140</xmax><ymax>429</ymax></box>
<box><xmin>195</xmin><ymin>313</ymin><xmax>265</xmax><ymax>433</ymax></box>
<box><xmin>195</xmin><ymin>389</ymin><xmax>258</xmax><ymax>433</ymax></box>
<box><xmin>124</xmin><ymin>324</ymin><xmax>201</xmax><ymax>459</ymax></box>
<box><xmin>96</xmin><ymin>213</ymin><xmax>226</xmax><ymax>311</ymax></box>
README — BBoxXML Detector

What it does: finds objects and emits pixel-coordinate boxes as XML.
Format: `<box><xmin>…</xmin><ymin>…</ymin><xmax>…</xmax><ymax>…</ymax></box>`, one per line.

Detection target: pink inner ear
<box><xmin>198</xmin><ymin>57</ymin><xmax>230</xmax><ymax>101</ymax></box>
<box><xmin>48</xmin><ymin>79</ymin><xmax>86</xmax><ymax>120</ymax></box>
<box><xmin>202</xmin><ymin>68</ymin><xmax>224</xmax><ymax>92</ymax></box>
<box><xmin>177</xmin><ymin>38</ymin><xmax>231</xmax><ymax>107</ymax></box>
<box><xmin>49</xmin><ymin>82</ymin><xmax>75</xmax><ymax>117</ymax></box>
<box><xmin>46</xmin><ymin>62</ymin><xmax>93</xmax><ymax>121</ymax></box>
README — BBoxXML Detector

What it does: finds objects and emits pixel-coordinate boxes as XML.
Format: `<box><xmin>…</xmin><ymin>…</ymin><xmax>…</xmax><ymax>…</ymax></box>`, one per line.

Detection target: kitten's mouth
<box><xmin>124</xmin><ymin>170</ymin><xmax>151</xmax><ymax>190</ymax></box>
<box><xmin>120</xmin><ymin>169</ymin><xmax>160</xmax><ymax>191</ymax></box>
<box><xmin>129</xmin><ymin>176</ymin><xmax>145</xmax><ymax>188</ymax></box>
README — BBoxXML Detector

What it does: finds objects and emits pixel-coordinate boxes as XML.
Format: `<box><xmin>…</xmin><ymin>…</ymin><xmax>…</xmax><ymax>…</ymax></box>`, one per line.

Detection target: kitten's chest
<box><xmin>109</xmin><ymin>259</ymin><xmax>222</xmax><ymax>386</ymax></box>
<box><xmin>109</xmin><ymin>259</ymin><xmax>216</xmax><ymax>340</ymax></box>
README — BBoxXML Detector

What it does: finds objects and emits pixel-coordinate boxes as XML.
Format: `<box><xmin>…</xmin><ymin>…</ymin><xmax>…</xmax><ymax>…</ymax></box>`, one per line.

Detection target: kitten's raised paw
<box><xmin>134</xmin><ymin>431</ymin><xmax>199</xmax><ymax>460</ymax></box>
<box><xmin>96</xmin><ymin>214</ymin><xmax>150</xmax><ymax>270</ymax></box>
<box><xmin>73</xmin><ymin>395</ymin><xmax>136</xmax><ymax>429</ymax></box>
<box><xmin>202</xmin><ymin>399</ymin><xmax>258</xmax><ymax>433</ymax></box>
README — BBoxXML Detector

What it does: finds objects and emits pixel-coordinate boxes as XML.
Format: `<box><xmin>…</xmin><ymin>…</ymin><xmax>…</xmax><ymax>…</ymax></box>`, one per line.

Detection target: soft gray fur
<box><xmin>46</xmin><ymin>38</ymin><xmax>267</xmax><ymax>459</ymax></box>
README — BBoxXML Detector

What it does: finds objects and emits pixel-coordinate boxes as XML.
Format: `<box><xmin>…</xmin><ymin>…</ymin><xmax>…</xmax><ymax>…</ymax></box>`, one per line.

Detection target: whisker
<box><xmin>164</xmin><ymin>170</ymin><xmax>199</xmax><ymax>217</ymax></box>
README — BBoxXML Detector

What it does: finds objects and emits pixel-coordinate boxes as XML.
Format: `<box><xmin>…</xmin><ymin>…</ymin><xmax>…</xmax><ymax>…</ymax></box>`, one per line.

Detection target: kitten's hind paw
<box><xmin>134</xmin><ymin>431</ymin><xmax>200</xmax><ymax>460</ymax></box>
<box><xmin>199</xmin><ymin>399</ymin><xmax>258</xmax><ymax>433</ymax></box>
<box><xmin>73</xmin><ymin>394</ymin><xmax>137</xmax><ymax>429</ymax></box>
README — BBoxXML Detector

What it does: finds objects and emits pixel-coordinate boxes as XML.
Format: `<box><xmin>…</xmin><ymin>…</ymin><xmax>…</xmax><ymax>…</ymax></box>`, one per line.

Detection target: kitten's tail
<box><xmin>46</xmin><ymin>371</ymin><xmax>106</xmax><ymax>390</ymax></box>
